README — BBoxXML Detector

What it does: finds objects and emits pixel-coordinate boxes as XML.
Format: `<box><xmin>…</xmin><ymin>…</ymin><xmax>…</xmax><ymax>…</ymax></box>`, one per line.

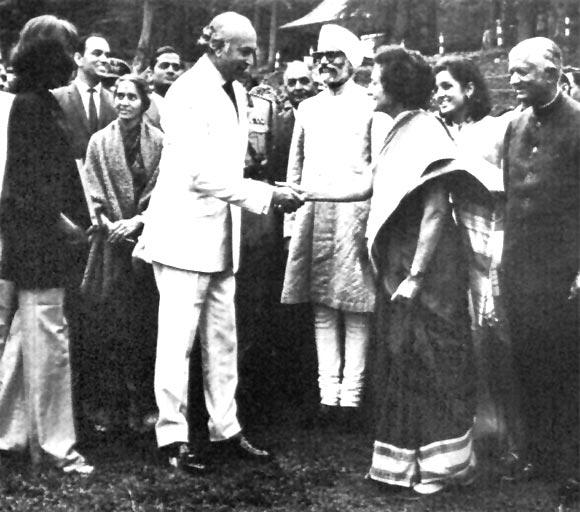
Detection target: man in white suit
<box><xmin>144</xmin><ymin>12</ymin><xmax>302</xmax><ymax>473</ymax></box>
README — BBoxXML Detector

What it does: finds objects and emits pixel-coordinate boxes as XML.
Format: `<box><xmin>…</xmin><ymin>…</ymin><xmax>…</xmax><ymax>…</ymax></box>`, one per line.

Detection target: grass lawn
<box><xmin>0</xmin><ymin>409</ymin><xmax>570</xmax><ymax>512</ymax></box>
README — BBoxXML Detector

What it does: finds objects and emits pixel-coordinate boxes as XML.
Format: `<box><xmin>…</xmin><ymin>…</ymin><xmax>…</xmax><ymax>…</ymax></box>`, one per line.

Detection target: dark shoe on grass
<box><xmin>166</xmin><ymin>443</ymin><xmax>207</xmax><ymax>474</ymax></box>
<box><xmin>214</xmin><ymin>434</ymin><xmax>272</xmax><ymax>462</ymax></box>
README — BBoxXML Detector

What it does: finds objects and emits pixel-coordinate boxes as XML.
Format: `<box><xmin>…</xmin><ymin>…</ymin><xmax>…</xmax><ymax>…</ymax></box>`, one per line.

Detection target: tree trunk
<box><xmin>514</xmin><ymin>0</ymin><xmax>536</xmax><ymax>41</ymax></box>
<box><xmin>253</xmin><ymin>3</ymin><xmax>264</xmax><ymax>67</ymax></box>
<box><xmin>133</xmin><ymin>0</ymin><xmax>155</xmax><ymax>73</ymax></box>
<box><xmin>267</xmin><ymin>0</ymin><xmax>278</xmax><ymax>70</ymax></box>
<box><xmin>426</xmin><ymin>0</ymin><xmax>439</xmax><ymax>54</ymax></box>
<box><xmin>392</xmin><ymin>0</ymin><xmax>408</xmax><ymax>44</ymax></box>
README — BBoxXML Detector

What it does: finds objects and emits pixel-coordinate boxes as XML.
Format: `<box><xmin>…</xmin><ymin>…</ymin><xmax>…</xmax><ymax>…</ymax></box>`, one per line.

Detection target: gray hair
<box><xmin>198</xmin><ymin>12</ymin><xmax>254</xmax><ymax>53</ymax></box>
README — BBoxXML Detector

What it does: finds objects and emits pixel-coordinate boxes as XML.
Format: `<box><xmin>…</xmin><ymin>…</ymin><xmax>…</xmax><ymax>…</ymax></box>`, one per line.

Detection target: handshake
<box><xmin>271</xmin><ymin>182</ymin><xmax>307</xmax><ymax>214</ymax></box>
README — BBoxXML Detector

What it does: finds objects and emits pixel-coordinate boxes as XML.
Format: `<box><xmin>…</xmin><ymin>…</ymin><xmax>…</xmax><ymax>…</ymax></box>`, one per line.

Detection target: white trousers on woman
<box><xmin>0</xmin><ymin>288</ymin><xmax>85</xmax><ymax>470</ymax></box>
<box><xmin>153</xmin><ymin>263</ymin><xmax>242</xmax><ymax>447</ymax></box>
<box><xmin>314</xmin><ymin>304</ymin><xmax>370</xmax><ymax>408</ymax></box>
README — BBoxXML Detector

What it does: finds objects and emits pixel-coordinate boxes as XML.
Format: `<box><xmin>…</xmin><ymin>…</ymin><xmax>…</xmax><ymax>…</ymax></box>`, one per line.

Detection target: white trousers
<box><xmin>314</xmin><ymin>305</ymin><xmax>370</xmax><ymax>407</ymax></box>
<box><xmin>0</xmin><ymin>288</ymin><xmax>85</xmax><ymax>469</ymax></box>
<box><xmin>153</xmin><ymin>263</ymin><xmax>241</xmax><ymax>446</ymax></box>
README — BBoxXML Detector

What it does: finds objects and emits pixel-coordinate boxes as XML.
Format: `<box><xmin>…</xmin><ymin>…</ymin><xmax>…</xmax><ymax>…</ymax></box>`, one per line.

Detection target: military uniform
<box><xmin>237</xmin><ymin>85</ymin><xmax>317</xmax><ymax>420</ymax></box>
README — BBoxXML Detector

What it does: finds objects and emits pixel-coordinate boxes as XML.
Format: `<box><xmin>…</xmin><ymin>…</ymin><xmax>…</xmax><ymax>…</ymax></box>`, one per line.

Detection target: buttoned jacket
<box><xmin>52</xmin><ymin>81</ymin><xmax>117</xmax><ymax>160</ymax></box>
<box><xmin>144</xmin><ymin>54</ymin><xmax>273</xmax><ymax>273</ymax></box>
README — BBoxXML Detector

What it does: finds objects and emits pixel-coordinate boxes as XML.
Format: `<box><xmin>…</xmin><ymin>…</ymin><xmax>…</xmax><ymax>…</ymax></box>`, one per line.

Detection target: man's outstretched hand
<box><xmin>272</xmin><ymin>185</ymin><xmax>304</xmax><ymax>213</ymax></box>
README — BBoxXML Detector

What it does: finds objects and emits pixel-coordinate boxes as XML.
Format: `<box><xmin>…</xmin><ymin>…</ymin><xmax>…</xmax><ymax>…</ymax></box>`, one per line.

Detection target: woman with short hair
<box><xmin>292</xmin><ymin>45</ymin><xmax>492</xmax><ymax>495</ymax></box>
<box><xmin>0</xmin><ymin>14</ymin><xmax>93</xmax><ymax>474</ymax></box>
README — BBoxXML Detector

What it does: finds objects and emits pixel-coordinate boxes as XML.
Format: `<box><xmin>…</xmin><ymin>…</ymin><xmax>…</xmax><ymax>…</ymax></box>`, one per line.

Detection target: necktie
<box><xmin>222</xmin><ymin>81</ymin><xmax>238</xmax><ymax>118</ymax></box>
<box><xmin>88</xmin><ymin>87</ymin><xmax>98</xmax><ymax>134</ymax></box>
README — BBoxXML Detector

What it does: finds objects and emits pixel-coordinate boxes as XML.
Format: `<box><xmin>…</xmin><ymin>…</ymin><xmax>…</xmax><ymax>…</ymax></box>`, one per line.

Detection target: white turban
<box><xmin>317</xmin><ymin>24</ymin><xmax>364</xmax><ymax>68</ymax></box>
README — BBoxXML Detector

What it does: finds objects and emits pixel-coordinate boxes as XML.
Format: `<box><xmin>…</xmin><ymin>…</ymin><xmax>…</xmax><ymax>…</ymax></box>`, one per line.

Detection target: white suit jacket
<box><xmin>144</xmin><ymin>54</ymin><xmax>273</xmax><ymax>273</ymax></box>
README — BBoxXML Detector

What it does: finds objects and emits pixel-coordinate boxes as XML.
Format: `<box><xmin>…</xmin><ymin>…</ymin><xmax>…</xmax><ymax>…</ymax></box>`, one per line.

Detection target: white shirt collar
<box><xmin>73</xmin><ymin>77</ymin><xmax>102</xmax><ymax>118</ymax></box>
<box><xmin>74</xmin><ymin>76</ymin><xmax>102</xmax><ymax>94</ymax></box>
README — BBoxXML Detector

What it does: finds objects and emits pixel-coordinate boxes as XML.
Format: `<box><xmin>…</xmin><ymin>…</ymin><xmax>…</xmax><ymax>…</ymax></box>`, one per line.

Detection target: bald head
<box><xmin>510</xmin><ymin>37</ymin><xmax>562</xmax><ymax>73</ymax></box>
<box><xmin>202</xmin><ymin>12</ymin><xmax>257</xmax><ymax>82</ymax></box>
<box><xmin>508</xmin><ymin>37</ymin><xmax>562</xmax><ymax>108</ymax></box>
<box><xmin>206</xmin><ymin>12</ymin><xmax>256</xmax><ymax>46</ymax></box>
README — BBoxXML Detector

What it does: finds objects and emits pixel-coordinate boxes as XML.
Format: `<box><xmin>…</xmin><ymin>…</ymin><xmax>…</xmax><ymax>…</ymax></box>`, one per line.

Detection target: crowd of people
<box><xmin>0</xmin><ymin>8</ymin><xmax>577</xmax><ymax>505</ymax></box>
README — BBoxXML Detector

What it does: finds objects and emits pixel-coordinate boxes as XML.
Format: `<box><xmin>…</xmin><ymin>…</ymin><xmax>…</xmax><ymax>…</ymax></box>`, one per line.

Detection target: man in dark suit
<box><xmin>52</xmin><ymin>33</ymin><xmax>117</xmax><ymax>438</ymax></box>
<box><xmin>53</xmin><ymin>33</ymin><xmax>117</xmax><ymax>162</ymax></box>
<box><xmin>502</xmin><ymin>37</ymin><xmax>579</xmax><ymax>490</ymax></box>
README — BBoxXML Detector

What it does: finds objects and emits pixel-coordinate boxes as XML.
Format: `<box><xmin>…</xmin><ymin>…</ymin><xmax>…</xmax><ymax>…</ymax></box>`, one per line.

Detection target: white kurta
<box><xmin>282</xmin><ymin>80</ymin><xmax>376</xmax><ymax>313</ymax></box>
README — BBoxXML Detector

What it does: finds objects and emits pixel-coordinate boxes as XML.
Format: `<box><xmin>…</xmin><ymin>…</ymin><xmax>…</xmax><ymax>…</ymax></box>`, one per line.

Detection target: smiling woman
<box><xmin>114</xmin><ymin>75</ymin><xmax>150</xmax><ymax>124</ymax></box>
<box><xmin>432</xmin><ymin>55</ymin><xmax>525</xmax><ymax>472</ymax></box>
<box><xmin>80</xmin><ymin>73</ymin><xmax>162</xmax><ymax>432</ymax></box>
<box><xmin>433</xmin><ymin>56</ymin><xmax>491</xmax><ymax>129</ymax></box>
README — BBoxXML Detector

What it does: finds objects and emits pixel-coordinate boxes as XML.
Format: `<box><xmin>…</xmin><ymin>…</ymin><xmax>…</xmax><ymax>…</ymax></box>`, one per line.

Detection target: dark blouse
<box><xmin>0</xmin><ymin>89</ymin><xmax>90</xmax><ymax>288</ymax></box>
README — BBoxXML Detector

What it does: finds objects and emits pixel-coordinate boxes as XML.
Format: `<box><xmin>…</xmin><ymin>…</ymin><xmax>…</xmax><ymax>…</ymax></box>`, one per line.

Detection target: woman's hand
<box><xmin>391</xmin><ymin>275</ymin><xmax>423</xmax><ymax>302</ymax></box>
<box><xmin>107</xmin><ymin>217</ymin><xmax>142</xmax><ymax>244</ymax></box>
<box><xmin>275</xmin><ymin>181</ymin><xmax>310</xmax><ymax>200</ymax></box>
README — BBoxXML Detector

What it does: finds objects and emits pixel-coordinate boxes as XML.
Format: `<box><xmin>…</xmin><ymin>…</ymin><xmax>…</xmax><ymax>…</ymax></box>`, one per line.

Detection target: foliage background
<box><xmin>0</xmin><ymin>0</ymin><xmax>579</xmax><ymax>67</ymax></box>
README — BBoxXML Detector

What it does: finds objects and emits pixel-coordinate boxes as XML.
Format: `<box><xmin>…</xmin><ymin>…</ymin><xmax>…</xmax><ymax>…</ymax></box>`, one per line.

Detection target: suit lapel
<box><xmin>69</xmin><ymin>83</ymin><xmax>90</xmax><ymax>135</ymax></box>
<box><xmin>99</xmin><ymin>88</ymin><xmax>117</xmax><ymax>129</ymax></box>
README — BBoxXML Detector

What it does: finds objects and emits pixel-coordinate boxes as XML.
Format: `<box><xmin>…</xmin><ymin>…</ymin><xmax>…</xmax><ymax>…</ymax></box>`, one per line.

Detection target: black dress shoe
<box><xmin>217</xmin><ymin>434</ymin><xmax>272</xmax><ymax>462</ymax></box>
<box><xmin>166</xmin><ymin>443</ymin><xmax>207</xmax><ymax>473</ymax></box>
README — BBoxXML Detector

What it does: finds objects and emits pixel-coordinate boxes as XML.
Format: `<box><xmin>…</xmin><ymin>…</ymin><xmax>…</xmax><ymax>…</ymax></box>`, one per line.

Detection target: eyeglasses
<box><xmin>157</xmin><ymin>62</ymin><xmax>182</xmax><ymax>71</ymax></box>
<box><xmin>286</xmin><ymin>77</ymin><xmax>311</xmax><ymax>87</ymax></box>
<box><xmin>312</xmin><ymin>51</ymin><xmax>345</xmax><ymax>64</ymax></box>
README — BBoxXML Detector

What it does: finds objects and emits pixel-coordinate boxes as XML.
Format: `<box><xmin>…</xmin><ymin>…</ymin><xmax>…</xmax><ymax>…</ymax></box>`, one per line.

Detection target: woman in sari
<box><xmin>291</xmin><ymin>46</ymin><xmax>491</xmax><ymax>495</ymax></box>
<box><xmin>82</xmin><ymin>74</ymin><xmax>162</xmax><ymax>433</ymax></box>
<box><xmin>433</xmin><ymin>56</ymin><xmax>524</xmax><ymax>473</ymax></box>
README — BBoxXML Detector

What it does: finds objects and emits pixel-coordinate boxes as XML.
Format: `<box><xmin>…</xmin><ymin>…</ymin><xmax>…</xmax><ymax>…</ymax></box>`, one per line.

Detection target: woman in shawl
<box><xmin>433</xmin><ymin>56</ymin><xmax>524</xmax><ymax>473</ymax></box>
<box><xmin>289</xmin><ymin>46</ymin><xmax>492</xmax><ymax>495</ymax></box>
<box><xmin>82</xmin><ymin>74</ymin><xmax>162</xmax><ymax>433</ymax></box>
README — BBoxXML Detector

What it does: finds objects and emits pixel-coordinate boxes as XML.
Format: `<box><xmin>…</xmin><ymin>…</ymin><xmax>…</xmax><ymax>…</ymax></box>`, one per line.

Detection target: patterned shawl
<box><xmin>81</xmin><ymin>119</ymin><xmax>163</xmax><ymax>302</ymax></box>
<box><xmin>366</xmin><ymin>110</ymin><xmax>494</xmax><ymax>315</ymax></box>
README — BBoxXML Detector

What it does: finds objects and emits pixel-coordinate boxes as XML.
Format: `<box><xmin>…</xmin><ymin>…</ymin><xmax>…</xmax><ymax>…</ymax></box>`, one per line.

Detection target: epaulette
<box><xmin>249</xmin><ymin>84</ymin><xmax>277</xmax><ymax>104</ymax></box>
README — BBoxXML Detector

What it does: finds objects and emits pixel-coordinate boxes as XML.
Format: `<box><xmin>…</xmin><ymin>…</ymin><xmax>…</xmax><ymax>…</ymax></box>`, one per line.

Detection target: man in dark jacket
<box><xmin>52</xmin><ymin>33</ymin><xmax>117</xmax><ymax>162</ymax></box>
<box><xmin>502</xmin><ymin>37</ymin><xmax>579</xmax><ymax>487</ymax></box>
<box><xmin>51</xmin><ymin>32</ymin><xmax>117</xmax><ymax>438</ymax></box>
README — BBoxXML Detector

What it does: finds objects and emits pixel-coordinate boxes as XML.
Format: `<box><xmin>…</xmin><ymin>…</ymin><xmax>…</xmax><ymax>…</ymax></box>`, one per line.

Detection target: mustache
<box><xmin>319</xmin><ymin>65</ymin><xmax>336</xmax><ymax>74</ymax></box>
